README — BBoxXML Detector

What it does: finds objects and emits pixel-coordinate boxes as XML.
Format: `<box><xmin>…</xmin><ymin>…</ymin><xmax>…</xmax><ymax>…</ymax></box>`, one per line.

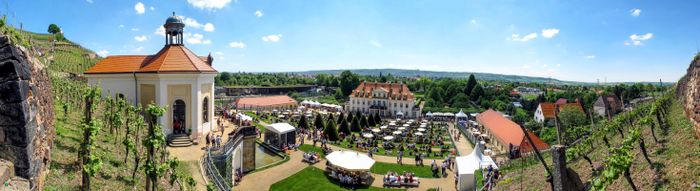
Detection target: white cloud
<box><xmin>262</xmin><ymin>34</ymin><xmax>282</xmax><ymax>42</ymax></box>
<box><xmin>134</xmin><ymin>2</ymin><xmax>145</xmax><ymax>14</ymax></box>
<box><xmin>97</xmin><ymin>50</ymin><xmax>109</xmax><ymax>57</ymax></box>
<box><xmin>541</xmin><ymin>28</ymin><xmax>560</xmax><ymax>38</ymax></box>
<box><xmin>255</xmin><ymin>10</ymin><xmax>264</xmax><ymax>18</ymax></box>
<box><xmin>215</xmin><ymin>51</ymin><xmax>224</xmax><ymax>56</ymax></box>
<box><xmin>179</xmin><ymin>16</ymin><xmax>215</xmax><ymax>32</ymax></box>
<box><xmin>187</xmin><ymin>0</ymin><xmax>232</xmax><ymax>9</ymax></box>
<box><xmin>585</xmin><ymin>55</ymin><xmax>596</xmax><ymax>59</ymax></box>
<box><xmin>131</xmin><ymin>28</ymin><xmax>139</xmax><ymax>31</ymax></box>
<box><xmin>470</xmin><ymin>19</ymin><xmax>477</xmax><ymax>24</ymax></box>
<box><xmin>133</xmin><ymin>46</ymin><xmax>144</xmax><ymax>52</ymax></box>
<box><xmin>86</xmin><ymin>0</ymin><xmax>93</xmax><ymax>3</ymax></box>
<box><xmin>203</xmin><ymin>23</ymin><xmax>215</xmax><ymax>32</ymax></box>
<box><xmin>556</xmin><ymin>64</ymin><xmax>561</xmax><ymax>67</ymax></box>
<box><xmin>150</xmin><ymin>6</ymin><xmax>155</xmax><ymax>11</ymax></box>
<box><xmin>154</xmin><ymin>26</ymin><xmax>165</xmax><ymax>36</ymax></box>
<box><xmin>185</xmin><ymin>33</ymin><xmax>212</xmax><ymax>45</ymax></box>
<box><xmin>509</xmin><ymin>33</ymin><xmax>537</xmax><ymax>42</ymax></box>
<box><xmin>182</xmin><ymin>17</ymin><xmax>203</xmax><ymax>28</ymax></box>
<box><xmin>630</xmin><ymin>8</ymin><xmax>641</xmax><ymax>17</ymax></box>
<box><xmin>229</xmin><ymin>41</ymin><xmax>246</xmax><ymax>48</ymax></box>
<box><xmin>119</xmin><ymin>24</ymin><xmax>125</xmax><ymax>28</ymax></box>
<box><xmin>134</xmin><ymin>35</ymin><xmax>148</xmax><ymax>42</ymax></box>
<box><xmin>186</xmin><ymin>33</ymin><xmax>205</xmax><ymax>44</ymax></box>
<box><xmin>626</xmin><ymin>33</ymin><xmax>653</xmax><ymax>46</ymax></box>
<box><xmin>522</xmin><ymin>65</ymin><xmax>531</xmax><ymax>69</ymax></box>
<box><xmin>369</xmin><ymin>40</ymin><xmax>383</xmax><ymax>48</ymax></box>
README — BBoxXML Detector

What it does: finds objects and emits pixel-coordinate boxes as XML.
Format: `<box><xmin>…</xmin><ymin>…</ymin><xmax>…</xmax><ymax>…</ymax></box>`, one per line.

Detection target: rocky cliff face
<box><xmin>677</xmin><ymin>54</ymin><xmax>700</xmax><ymax>138</ymax></box>
<box><xmin>0</xmin><ymin>34</ymin><xmax>54</xmax><ymax>190</ymax></box>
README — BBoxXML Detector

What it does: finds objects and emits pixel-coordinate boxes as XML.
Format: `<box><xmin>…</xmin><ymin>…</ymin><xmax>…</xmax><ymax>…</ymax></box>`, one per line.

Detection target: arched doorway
<box><xmin>173</xmin><ymin>99</ymin><xmax>186</xmax><ymax>134</ymax></box>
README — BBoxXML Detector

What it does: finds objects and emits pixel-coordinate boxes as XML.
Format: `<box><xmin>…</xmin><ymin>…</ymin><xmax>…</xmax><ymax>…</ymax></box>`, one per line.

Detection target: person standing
<box><xmin>205</xmin><ymin>133</ymin><xmax>211</xmax><ymax>149</ymax></box>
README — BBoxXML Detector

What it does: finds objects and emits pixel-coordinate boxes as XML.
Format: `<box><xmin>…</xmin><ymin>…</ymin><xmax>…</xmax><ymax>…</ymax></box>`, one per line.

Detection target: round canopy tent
<box><xmin>326</xmin><ymin>151</ymin><xmax>376</xmax><ymax>172</ymax></box>
<box><xmin>362</xmin><ymin>133</ymin><xmax>374</xmax><ymax>138</ymax></box>
<box><xmin>425</xmin><ymin>111</ymin><xmax>433</xmax><ymax>117</ymax></box>
<box><xmin>383</xmin><ymin>136</ymin><xmax>394</xmax><ymax>141</ymax></box>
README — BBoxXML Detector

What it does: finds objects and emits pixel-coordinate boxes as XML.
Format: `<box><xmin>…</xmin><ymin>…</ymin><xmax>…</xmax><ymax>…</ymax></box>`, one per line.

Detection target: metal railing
<box><xmin>201</xmin><ymin>126</ymin><xmax>256</xmax><ymax>191</ymax></box>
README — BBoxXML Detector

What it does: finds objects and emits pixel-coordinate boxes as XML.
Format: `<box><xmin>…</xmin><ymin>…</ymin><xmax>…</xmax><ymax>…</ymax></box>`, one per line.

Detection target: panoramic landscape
<box><xmin>0</xmin><ymin>0</ymin><xmax>699</xmax><ymax>191</ymax></box>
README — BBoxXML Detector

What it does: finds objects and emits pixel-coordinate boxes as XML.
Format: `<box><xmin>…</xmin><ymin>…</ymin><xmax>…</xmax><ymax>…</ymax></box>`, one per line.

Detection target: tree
<box><xmin>374</xmin><ymin>112</ymin><xmax>381</xmax><ymax>125</ymax></box>
<box><xmin>314</xmin><ymin>113</ymin><xmax>324</xmax><ymax>130</ymax></box>
<box><xmin>351</xmin><ymin>117</ymin><xmax>362</xmax><ymax>132</ymax></box>
<box><xmin>558</xmin><ymin>106</ymin><xmax>587</xmax><ymax>129</ymax></box>
<box><xmin>47</xmin><ymin>24</ymin><xmax>61</xmax><ymax>34</ymax></box>
<box><xmin>464</xmin><ymin>74</ymin><xmax>477</xmax><ymax>95</ymax></box>
<box><xmin>336</xmin><ymin>113</ymin><xmax>345</xmax><ymax>125</ymax></box>
<box><xmin>324</xmin><ymin>117</ymin><xmax>339</xmax><ymax>141</ymax></box>
<box><xmin>339</xmin><ymin>70</ymin><xmax>360</xmax><ymax>96</ymax></box>
<box><xmin>367</xmin><ymin>114</ymin><xmax>376</xmax><ymax>127</ymax></box>
<box><xmin>449</xmin><ymin>93</ymin><xmax>471</xmax><ymax>108</ymax></box>
<box><xmin>360</xmin><ymin>115</ymin><xmax>369</xmax><ymax>128</ymax></box>
<box><xmin>470</xmin><ymin>85</ymin><xmax>484</xmax><ymax>101</ymax></box>
<box><xmin>298</xmin><ymin>115</ymin><xmax>309</xmax><ymax>130</ymax></box>
<box><xmin>219</xmin><ymin>72</ymin><xmax>231</xmax><ymax>82</ymax></box>
<box><xmin>347</xmin><ymin>112</ymin><xmax>354</xmax><ymax>125</ymax></box>
<box><xmin>338</xmin><ymin>118</ymin><xmax>351</xmax><ymax>135</ymax></box>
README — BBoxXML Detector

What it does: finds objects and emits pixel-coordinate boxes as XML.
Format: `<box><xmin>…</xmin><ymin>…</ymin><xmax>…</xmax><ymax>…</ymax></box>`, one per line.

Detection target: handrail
<box><xmin>201</xmin><ymin>126</ymin><xmax>257</xmax><ymax>191</ymax></box>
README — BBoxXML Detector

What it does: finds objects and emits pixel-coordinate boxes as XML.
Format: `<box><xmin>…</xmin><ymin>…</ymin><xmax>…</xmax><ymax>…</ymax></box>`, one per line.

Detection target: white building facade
<box><xmin>346</xmin><ymin>82</ymin><xmax>421</xmax><ymax>118</ymax></box>
<box><xmin>84</xmin><ymin>13</ymin><xmax>216</xmax><ymax>140</ymax></box>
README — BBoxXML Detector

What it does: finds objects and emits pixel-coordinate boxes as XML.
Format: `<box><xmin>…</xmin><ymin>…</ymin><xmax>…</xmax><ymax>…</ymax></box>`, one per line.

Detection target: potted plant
<box><xmin>187</xmin><ymin>127</ymin><xmax>192</xmax><ymax>136</ymax></box>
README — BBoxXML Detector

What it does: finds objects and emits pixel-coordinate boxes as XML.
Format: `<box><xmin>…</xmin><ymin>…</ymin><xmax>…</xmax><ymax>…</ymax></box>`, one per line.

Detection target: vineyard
<box><xmin>495</xmin><ymin>89</ymin><xmax>700</xmax><ymax>190</ymax></box>
<box><xmin>0</xmin><ymin>22</ymin><xmax>200</xmax><ymax>190</ymax></box>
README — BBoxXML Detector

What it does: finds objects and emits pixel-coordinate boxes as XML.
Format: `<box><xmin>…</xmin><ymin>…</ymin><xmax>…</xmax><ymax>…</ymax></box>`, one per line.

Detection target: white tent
<box><xmin>326</xmin><ymin>151</ymin><xmax>375</xmax><ymax>171</ymax></box>
<box><xmin>455</xmin><ymin>143</ymin><xmax>498</xmax><ymax>191</ymax></box>
<box><xmin>456</xmin><ymin>109</ymin><xmax>468</xmax><ymax>122</ymax></box>
<box><xmin>266</xmin><ymin>123</ymin><xmax>296</xmax><ymax>134</ymax></box>
<box><xmin>264</xmin><ymin>123</ymin><xmax>297</xmax><ymax>149</ymax></box>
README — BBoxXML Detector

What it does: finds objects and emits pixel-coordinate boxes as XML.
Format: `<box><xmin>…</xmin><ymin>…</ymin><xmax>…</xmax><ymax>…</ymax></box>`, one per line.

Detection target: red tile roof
<box><xmin>555</xmin><ymin>98</ymin><xmax>568</xmax><ymax>105</ymax></box>
<box><xmin>477</xmin><ymin>109</ymin><xmax>549</xmax><ymax>152</ymax></box>
<box><xmin>539</xmin><ymin>102</ymin><xmax>585</xmax><ymax>120</ymax></box>
<box><xmin>85</xmin><ymin>45</ymin><xmax>216</xmax><ymax>74</ymax></box>
<box><xmin>350</xmin><ymin>82</ymin><xmax>414</xmax><ymax>101</ymax></box>
<box><xmin>235</xmin><ymin>95</ymin><xmax>297</xmax><ymax>107</ymax></box>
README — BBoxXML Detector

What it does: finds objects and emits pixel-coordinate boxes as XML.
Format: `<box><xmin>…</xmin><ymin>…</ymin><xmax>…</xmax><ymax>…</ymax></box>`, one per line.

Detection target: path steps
<box><xmin>168</xmin><ymin>134</ymin><xmax>193</xmax><ymax>147</ymax></box>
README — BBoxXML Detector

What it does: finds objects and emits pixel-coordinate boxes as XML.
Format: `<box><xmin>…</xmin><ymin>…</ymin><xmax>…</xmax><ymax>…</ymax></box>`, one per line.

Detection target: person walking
<box><xmin>205</xmin><ymin>133</ymin><xmax>211</xmax><ymax>149</ymax></box>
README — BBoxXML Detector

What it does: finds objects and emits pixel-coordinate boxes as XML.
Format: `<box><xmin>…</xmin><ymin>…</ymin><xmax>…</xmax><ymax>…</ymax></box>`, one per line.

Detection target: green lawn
<box><xmin>269</xmin><ymin>166</ymin><xmax>403</xmax><ymax>191</ymax></box>
<box><xmin>298</xmin><ymin>144</ymin><xmax>326</xmax><ymax>157</ymax></box>
<box><xmin>369</xmin><ymin>162</ymin><xmax>436</xmax><ymax>178</ymax></box>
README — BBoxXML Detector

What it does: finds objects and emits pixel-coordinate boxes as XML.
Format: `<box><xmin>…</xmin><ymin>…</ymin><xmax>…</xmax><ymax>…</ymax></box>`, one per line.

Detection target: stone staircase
<box><xmin>0</xmin><ymin>160</ymin><xmax>30</xmax><ymax>191</ymax></box>
<box><xmin>168</xmin><ymin>134</ymin><xmax>193</xmax><ymax>147</ymax></box>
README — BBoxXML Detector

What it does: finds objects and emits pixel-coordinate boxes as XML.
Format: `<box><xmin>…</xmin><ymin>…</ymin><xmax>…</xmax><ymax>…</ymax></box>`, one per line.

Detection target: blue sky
<box><xmin>5</xmin><ymin>0</ymin><xmax>700</xmax><ymax>82</ymax></box>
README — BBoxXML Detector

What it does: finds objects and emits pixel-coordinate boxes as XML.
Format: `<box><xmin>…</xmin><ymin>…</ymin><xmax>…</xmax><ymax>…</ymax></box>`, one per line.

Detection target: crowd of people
<box><xmin>329</xmin><ymin>170</ymin><xmax>362</xmax><ymax>189</ymax></box>
<box><xmin>383</xmin><ymin>171</ymin><xmax>419</xmax><ymax>187</ymax></box>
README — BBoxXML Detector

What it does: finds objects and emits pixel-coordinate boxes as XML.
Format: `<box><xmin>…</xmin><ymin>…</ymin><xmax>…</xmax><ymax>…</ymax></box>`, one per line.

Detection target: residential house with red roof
<box><xmin>84</xmin><ymin>13</ymin><xmax>216</xmax><ymax>139</ymax></box>
<box><xmin>476</xmin><ymin>109</ymin><xmax>549</xmax><ymax>154</ymax></box>
<box><xmin>534</xmin><ymin>100</ymin><xmax>585</xmax><ymax>124</ymax></box>
<box><xmin>347</xmin><ymin>82</ymin><xmax>421</xmax><ymax>118</ymax></box>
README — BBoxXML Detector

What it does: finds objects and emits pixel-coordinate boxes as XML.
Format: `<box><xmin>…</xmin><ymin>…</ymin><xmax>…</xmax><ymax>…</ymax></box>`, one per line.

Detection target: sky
<box><xmin>4</xmin><ymin>0</ymin><xmax>700</xmax><ymax>82</ymax></box>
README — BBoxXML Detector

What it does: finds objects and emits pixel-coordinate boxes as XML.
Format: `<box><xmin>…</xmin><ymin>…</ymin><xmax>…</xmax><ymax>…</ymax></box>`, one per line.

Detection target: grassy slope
<box><xmin>15</xmin><ymin>30</ymin><xmax>198</xmax><ymax>190</ymax></box>
<box><xmin>494</xmin><ymin>98</ymin><xmax>700</xmax><ymax>191</ymax></box>
<box><xmin>269</xmin><ymin>166</ymin><xmax>402</xmax><ymax>191</ymax></box>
